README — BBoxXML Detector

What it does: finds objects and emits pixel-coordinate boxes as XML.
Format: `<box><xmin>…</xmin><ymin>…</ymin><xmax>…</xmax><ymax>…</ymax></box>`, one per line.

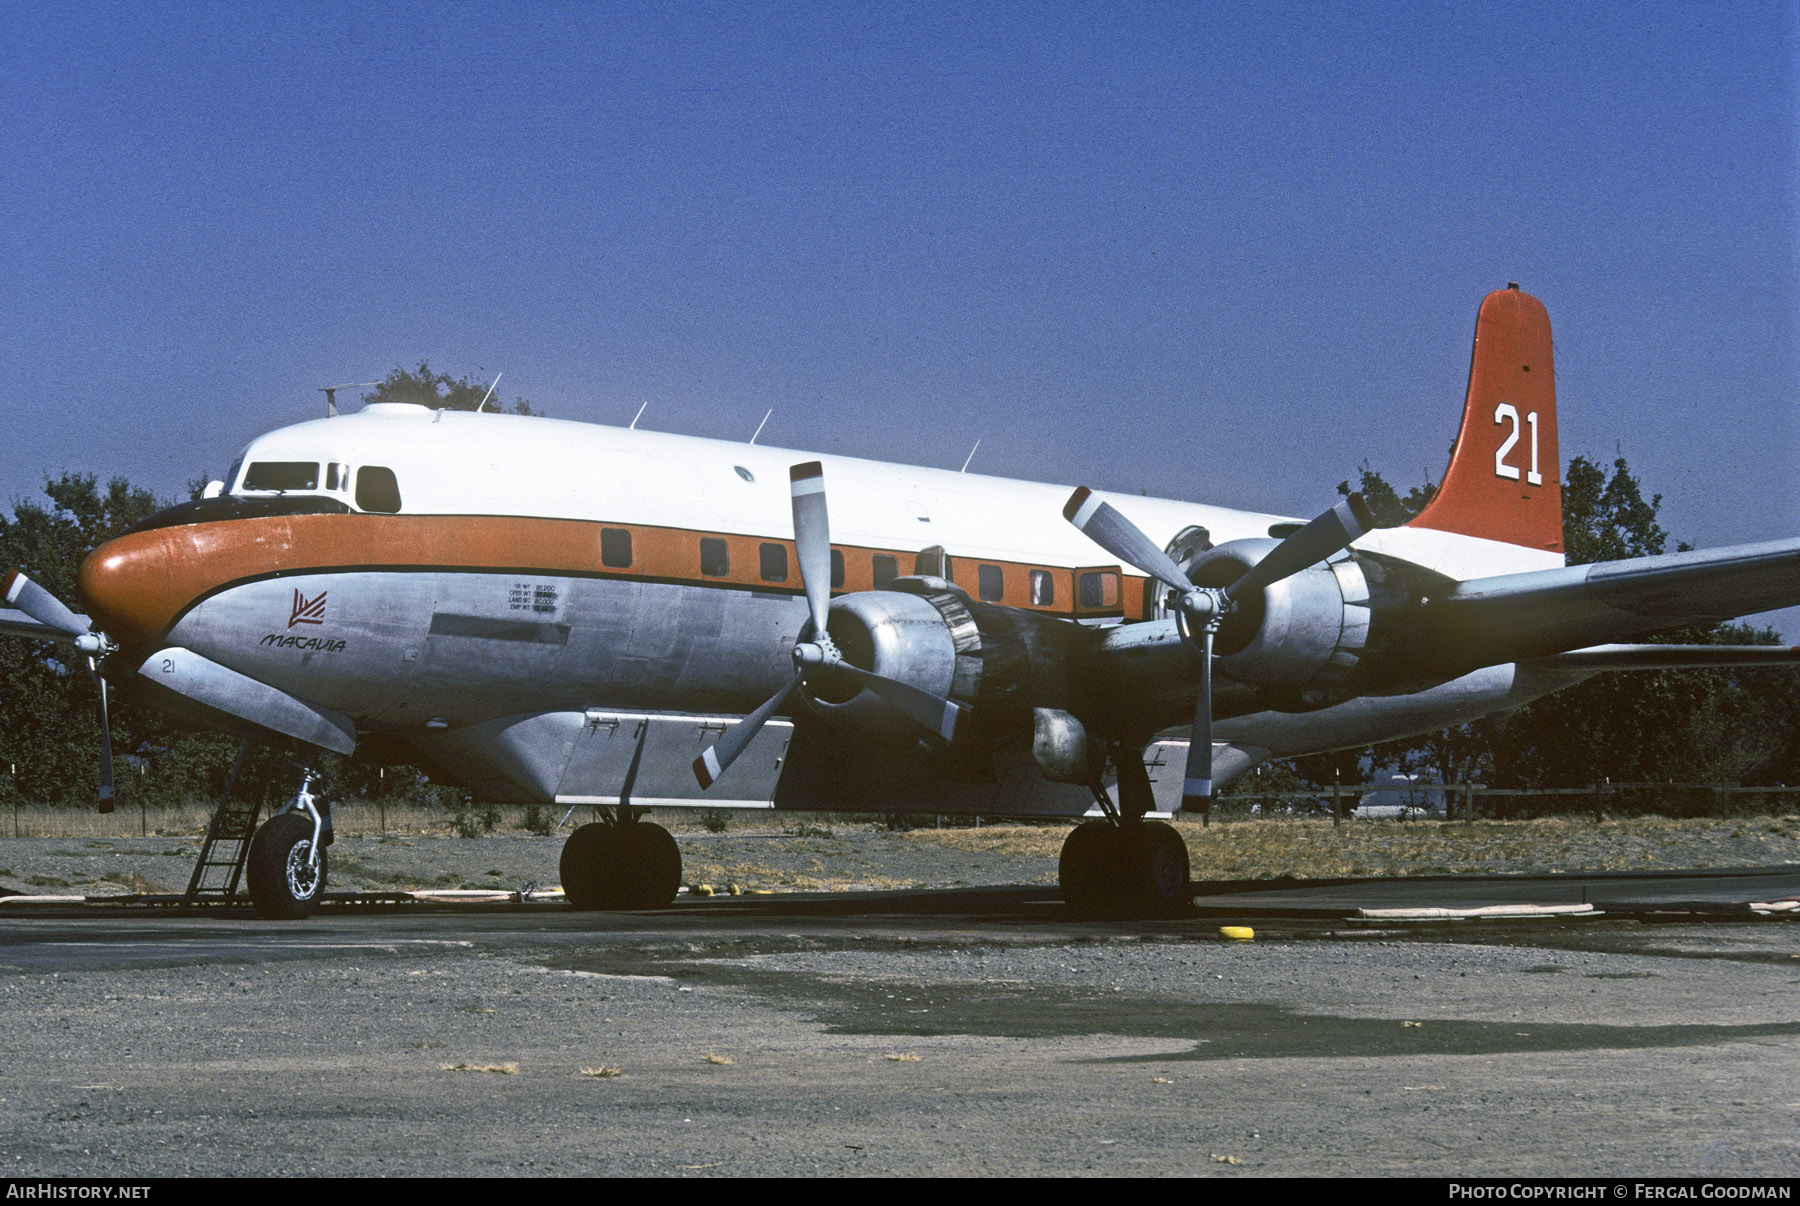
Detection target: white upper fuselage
<box><xmin>230</xmin><ymin>403</ymin><xmax>1562</xmax><ymax>585</ymax></box>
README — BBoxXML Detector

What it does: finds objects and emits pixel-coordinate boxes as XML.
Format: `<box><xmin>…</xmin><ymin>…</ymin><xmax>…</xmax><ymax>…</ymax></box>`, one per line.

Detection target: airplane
<box><xmin>4</xmin><ymin>284</ymin><xmax>1797</xmax><ymax>919</ymax></box>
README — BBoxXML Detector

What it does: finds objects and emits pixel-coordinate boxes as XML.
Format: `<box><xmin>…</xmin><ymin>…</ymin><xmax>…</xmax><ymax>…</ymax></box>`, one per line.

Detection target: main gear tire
<box><xmin>1058</xmin><ymin>820</ymin><xmax>1122</xmax><ymax>917</ymax></box>
<box><xmin>560</xmin><ymin>822</ymin><xmax>623</xmax><ymax>910</ymax></box>
<box><xmin>560</xmin><ymin>821</ymin><xmax>682</xmax><ymax>910</ymax></box>
<box><xmin>1123</xmin><ymin>820</ymin><xmax>1191</xmax><ymax>917</ymax></box>
<box><xmin>614</xmin><ymin>822</ymin><xmax>682</xmax><ymax>909</ymax></box>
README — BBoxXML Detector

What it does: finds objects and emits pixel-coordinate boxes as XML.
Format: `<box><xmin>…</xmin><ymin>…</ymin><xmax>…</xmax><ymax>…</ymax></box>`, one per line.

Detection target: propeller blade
<box><xmin>3</xmin><ymin>569</ymin><xmax>90</xmax><ymax>640</ymax></box>
<box><xmin>86</xmin><ymin>658</ymin><xmax>115</xmax><ymax>814</ymax></box>
<box><xmin>790</xmin><ymin>462</ymin><xmax>832</xmax><ymax>635</ymax></box>
<box><xmin>1180</xmin><ymin>628</ymin><xmax>1214</xmax><ymax>812</ymax></box>
<box><xmin>831</xmin><ymin>662</ymin><xmax>965</xmax><ymax>743</ymax></box>
<box><xmin>693</xmin><ymin>676</ymin><xmax>801</xmax><ymax>788</ymax></box>
<box><xmin>1224</xmin><ymin>494</ymin><xmax>1374</xmax><ymax>603</ymax></box>
<box><xmin>1063</xmin><ymin>488</ymin><xmax>1194</xmax><ymax>595</ymax></box>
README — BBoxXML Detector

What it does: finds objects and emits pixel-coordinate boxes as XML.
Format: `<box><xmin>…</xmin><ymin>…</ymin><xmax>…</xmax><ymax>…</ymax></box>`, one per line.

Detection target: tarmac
<box><xmin>0</xmin><ymin>867</ymin><xmax>1796</xmax><ymax>1176</ymax></box>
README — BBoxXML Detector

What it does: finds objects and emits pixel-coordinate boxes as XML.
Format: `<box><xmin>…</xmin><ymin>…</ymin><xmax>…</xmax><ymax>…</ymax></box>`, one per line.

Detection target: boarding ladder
<box><xmin>184</xmin><ymin>743</ymin><xmax>263</xmax><ymax>901</ymax></box>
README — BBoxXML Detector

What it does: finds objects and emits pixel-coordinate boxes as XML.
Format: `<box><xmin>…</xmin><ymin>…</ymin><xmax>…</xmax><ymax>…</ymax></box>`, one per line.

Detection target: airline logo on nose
<box><xmin>288</xmin><ymin>589</ymin><xmax>327</xmax><ymax>628</ymax></box>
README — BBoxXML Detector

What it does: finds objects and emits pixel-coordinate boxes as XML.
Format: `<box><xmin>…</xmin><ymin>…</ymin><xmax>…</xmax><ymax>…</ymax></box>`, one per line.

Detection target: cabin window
<box><xmin>1029</xmin><ymin>569</ymin><xmax>1055</xmax><ymax>606</ymax></box>
<box><xmin>243</xmin><ymin>462</ymin><xmax>320</xmax><ymax>492</ymax></box>
<box><xmin>872</xmin><ymin>554</ymin><xmax>898</xmax><ymax>587</ymax></box>
<box><xmin>601</xmin><ymin>528</ymin><xmax>633</xmax><ymax>569</ymax></box>
<box><xmin>355</xmin><ymin>466</ymin><xmax>402</xmax><ymax>514</ymax></box>
<box><xmin>700</xmin><ymin>537</ymin><xmax>730</xmax><ymax>577</ymax></box>
<box><xmin>977</xmin><ymin>564</ymin><xmax>1004</xmax><ymax>602</ymax></box>
<box><xmin>1079</xmin><ymin>570</ymin><xmax>1121</xmax><ymax>609</ymax></box>
<box><xmin>323</xmin><ymin>463</ymin><xmax>348</xmax><ymax>491</ymax></box>
<box><xmin>759</xmin><ymin>542</ymin><xmax>788</xmax><ymax>582</ymax></box>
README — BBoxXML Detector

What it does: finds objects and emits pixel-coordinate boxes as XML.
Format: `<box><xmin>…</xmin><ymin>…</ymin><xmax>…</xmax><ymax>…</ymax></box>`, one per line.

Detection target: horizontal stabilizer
<box><xmin>137</xmin><ymin>646</ymin><xmax>357</xmax><ymax>754</ymax></box>
<box><xmin>1423</xmin><ymin>538</ymin><xmax>1800</xmax><ymax>671</ymax></box>
<box><xmin>1530</xmin><ymin>644</ymin><xmax>1800</xmax><ymax>672</ymax></box>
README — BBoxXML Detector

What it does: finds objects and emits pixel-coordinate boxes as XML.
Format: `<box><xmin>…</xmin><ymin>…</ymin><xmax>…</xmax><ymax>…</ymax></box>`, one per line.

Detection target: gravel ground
<box><xmin>0</xmin><ymin>827</ymin><xmax>1059</xmax><ymax>900</ymax></box>
<box><xmin>0</xmin><ymin>911</ymin><xmax>1795</xmax><ymax>1177</ymax></box>
<box><xmin>2</xmin><ymin>813</ymin><xmax>1796</xmax><ymax>1177</ymax></box>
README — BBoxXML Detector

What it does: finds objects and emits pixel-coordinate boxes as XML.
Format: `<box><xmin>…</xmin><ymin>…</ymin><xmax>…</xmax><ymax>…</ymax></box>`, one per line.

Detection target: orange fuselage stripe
<box><xmin>81</xmin><ymin>513</ymin><xmax>1140</xmax><ymax>648</ymax></box>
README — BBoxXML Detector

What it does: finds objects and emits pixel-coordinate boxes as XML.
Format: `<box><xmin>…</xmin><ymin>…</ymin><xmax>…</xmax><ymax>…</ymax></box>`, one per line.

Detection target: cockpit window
<box><xmin>356</xmin><ymin>466</ymin><xmax>402</xmax><ymax>513</ymax></box>
<box><xmin>242</xmin><ymin>462</ymin><xmax>320</xmax><ymax>492</ymax></box>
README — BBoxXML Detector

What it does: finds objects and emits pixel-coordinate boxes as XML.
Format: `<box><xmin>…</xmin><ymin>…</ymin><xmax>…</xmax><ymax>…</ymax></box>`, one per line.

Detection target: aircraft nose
<box><xmin>79</xmin><ymin>530</ymin><xmax>177</xmax><ymax>650</ymax></box>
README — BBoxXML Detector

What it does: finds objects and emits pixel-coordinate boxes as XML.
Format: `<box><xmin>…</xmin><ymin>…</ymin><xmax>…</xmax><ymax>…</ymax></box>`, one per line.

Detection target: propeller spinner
<box><xmin>4</xmin><ymin>568</ymin><xmax>117</xmax><ymax>812</ymax></box>
<box><xmin>693</xmin><ymin>463</ymin><xmax>965</xmax><ymax>789</ymax></box>
<box><xmin>1064</xmin><ymin>489</ymin><xmax>1374</xmax><ymax>811</ymax></box>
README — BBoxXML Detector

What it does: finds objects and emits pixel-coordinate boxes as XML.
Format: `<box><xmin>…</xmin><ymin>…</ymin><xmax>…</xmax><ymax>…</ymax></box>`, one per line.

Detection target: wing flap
<box><xmin>1528</xmin><ymin>643</ymin><xmax>1800</xmax><ymax>672</ymax></box>
<box><xmin>1423</xmin><ymin>537</ymin><xmax>1800</xmax><ymax>668</ymax></box>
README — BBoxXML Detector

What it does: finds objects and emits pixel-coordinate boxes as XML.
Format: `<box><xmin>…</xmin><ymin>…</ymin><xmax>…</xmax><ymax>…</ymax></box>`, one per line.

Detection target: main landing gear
<box><xmin>559</xmin><ymin>808</ymin><xmax>682</xmax><ymax>910</ymax></box>
<box><xmin>1058</xmin><ymin>745</ymin><xmax>1192</xmax><ymax>918</ymax></box>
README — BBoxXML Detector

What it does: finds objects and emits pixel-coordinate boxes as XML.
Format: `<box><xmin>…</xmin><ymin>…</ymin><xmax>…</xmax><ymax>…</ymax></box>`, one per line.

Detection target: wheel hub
<box><xmin>285</xmin><ymin>841</ymin><xmax>321</xmax><ymax>900</ymax></box>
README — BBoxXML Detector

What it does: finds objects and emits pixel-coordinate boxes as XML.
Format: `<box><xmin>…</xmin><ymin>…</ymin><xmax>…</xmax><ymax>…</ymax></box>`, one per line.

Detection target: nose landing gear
<box><xmin>246</xmin><ymin>773</ymin><xmax>330</xmax><ymax>919</ymax></box>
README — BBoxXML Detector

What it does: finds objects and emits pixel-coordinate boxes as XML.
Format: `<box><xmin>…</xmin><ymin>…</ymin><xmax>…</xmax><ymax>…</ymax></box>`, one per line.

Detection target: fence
<box><xmin>1217</xmin><ymin>782</ymin><xmax>1800</xmax><ymax>821</ymax></box>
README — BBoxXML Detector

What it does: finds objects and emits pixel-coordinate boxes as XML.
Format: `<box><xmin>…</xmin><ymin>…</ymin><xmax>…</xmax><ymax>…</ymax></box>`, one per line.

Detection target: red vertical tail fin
<box><xmin>1406</xmin><ymin>285</ymin><xmax>1563</xmax><ymax>554</ymax></box>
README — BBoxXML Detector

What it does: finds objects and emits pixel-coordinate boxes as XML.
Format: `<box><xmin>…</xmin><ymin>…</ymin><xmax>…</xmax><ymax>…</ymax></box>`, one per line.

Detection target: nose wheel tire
<box><xmin>560</xmin><ymin>820</ymin><xmax>682</xmax><ymax>910</ymax></box>
<box><xmin>245</xmin><ymin>813</ymin><xmax>328</xmax><ymax>919</ymax></box>
<box><xmin>1059</xmin><ymin>819</ymin><xmax>1191</xmax><ymax>918</ymax></box>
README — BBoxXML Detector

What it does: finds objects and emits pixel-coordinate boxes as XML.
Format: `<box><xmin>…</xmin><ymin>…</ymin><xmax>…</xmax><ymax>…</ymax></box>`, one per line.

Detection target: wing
<box><xmin>1422</xmin><ymin>537</ymin><xmax>1800</xmax><ymax>671</ymax></box>
<box><xmin>1529</xmin><ymin>643</ymin><xmax>1800</xmax><ymax>671</ymax></box>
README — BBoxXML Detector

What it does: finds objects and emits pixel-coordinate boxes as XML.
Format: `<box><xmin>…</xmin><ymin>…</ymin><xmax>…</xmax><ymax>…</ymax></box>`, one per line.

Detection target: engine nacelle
<box><xmin>800</xmin><ymin>577</ymin><xmax>1089</xmax><ymax>744</ymax></box>
<box><xmin>1181</xmin><ymin>537</ymin><xmax>1427</xmax><ymax>711</ymax></box>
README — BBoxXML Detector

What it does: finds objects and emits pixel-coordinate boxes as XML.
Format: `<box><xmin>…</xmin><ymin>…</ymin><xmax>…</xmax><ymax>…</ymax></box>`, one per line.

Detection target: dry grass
<box><xmin>702</xmin><ymin>1052</ymin><xmax>734</xmax><ymax>1066</ymax></box>
<box><xmin>7</xmin><ymin>805</ymin><xmax>1795</xmax><ymax>888</ymax></box>
<box><xmin>894</xmin><ymin>826</ymin><xmax>1067</xmax><ymax>859</ymax></box>
<box><xmin>440</xmin><ymin>1062</ymin><xmax>517</xmax><ymax>1074</ymax></box>
<box><xmin>897</xmin><ymin>815</ymin><xmax>1800</xmax><ymax>879</ymax></box>
<box><xmin>2</xmin><ymin>800</ymin><xmax>594</xmax><ymax>840</ymax></box>
<box><xmin>579</xmin><ymin>1066</ymin><xmax>623</xmax><ymax>1078</ymax></box>
<box><xmin>884</xmin><ymin>1052</ymin><xmax>920</xmax><ymax>1063</ymax></box>
<box><xmin>1180</xmin><ymin>814</ymin><xmax>1800</xmax><ymax>879</ymax></box>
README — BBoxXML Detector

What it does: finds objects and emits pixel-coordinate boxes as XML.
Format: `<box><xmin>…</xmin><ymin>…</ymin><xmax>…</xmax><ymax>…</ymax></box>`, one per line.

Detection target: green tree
<box><xmin>0</xmin><ymin>474</ymin><xmax>164</xmax><ymax>804</ymax></box>
<box><xmin>364</xmin><ymin>364</ymin><xmax>541</xmax><ymax>415</ymax></box>
<box><xmin>1294</xmin><ymin>455</ymin><xmax>1798</xmax><ymax>798</ymax></box>
<box><xmin>1561</xmin><ymin>455</ymin><xmax>1671</xmax><ymax>563</ymax></box>
<box><xmin>0</xmin><ymin>473</ymin><xmax>493</xmax><ymax>818</ymax></box>
<box><xmin>1336</xmin><ymin>462</ymin><xmax>1435</xmax><ymax>528</ymax></box>
<box><xmin>1484</xmin><ymin>455</ymin><xmax>1747</xmax><ymax>790</ymax></box>
<box><xmin>0</xmin><ymin>475</ymin><xmax>293</xmax><ymax>811</ymax></box>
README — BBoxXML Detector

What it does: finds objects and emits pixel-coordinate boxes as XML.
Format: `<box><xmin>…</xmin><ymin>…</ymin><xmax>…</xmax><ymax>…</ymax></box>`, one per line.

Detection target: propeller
<box><xmin>1064</xmin><ymin>489</ymin><xmax>1374</xmax><ymax>811</ymax></box>
<box><xmin>4</xmin><ymin>568</ymin><xmax>117</xmax><ymax>812</ymax></box>
<box><xmin>693</xmin><ymin>463</ymin><xmax>966</xmax><ymax>789</ymax></box>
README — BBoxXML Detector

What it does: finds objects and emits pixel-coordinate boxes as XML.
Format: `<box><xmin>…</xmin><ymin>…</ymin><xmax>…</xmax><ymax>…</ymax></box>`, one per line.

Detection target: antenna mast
<box><xmin>476</xmin><ymin>372</ymin><xmax>502</xmax><ymax>413</ymax></box>
<box><xmin>320</xmin><ymin>382</ymin><xmax>378</xmax><ymax>418</ymax></box>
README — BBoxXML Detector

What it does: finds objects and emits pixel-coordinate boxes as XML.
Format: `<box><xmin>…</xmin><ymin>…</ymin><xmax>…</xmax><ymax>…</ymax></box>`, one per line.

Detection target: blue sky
<box><xmin>4</xmin><ymin>2</ymin><xmax>1796</xmax><ymax>626</ymax></box>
